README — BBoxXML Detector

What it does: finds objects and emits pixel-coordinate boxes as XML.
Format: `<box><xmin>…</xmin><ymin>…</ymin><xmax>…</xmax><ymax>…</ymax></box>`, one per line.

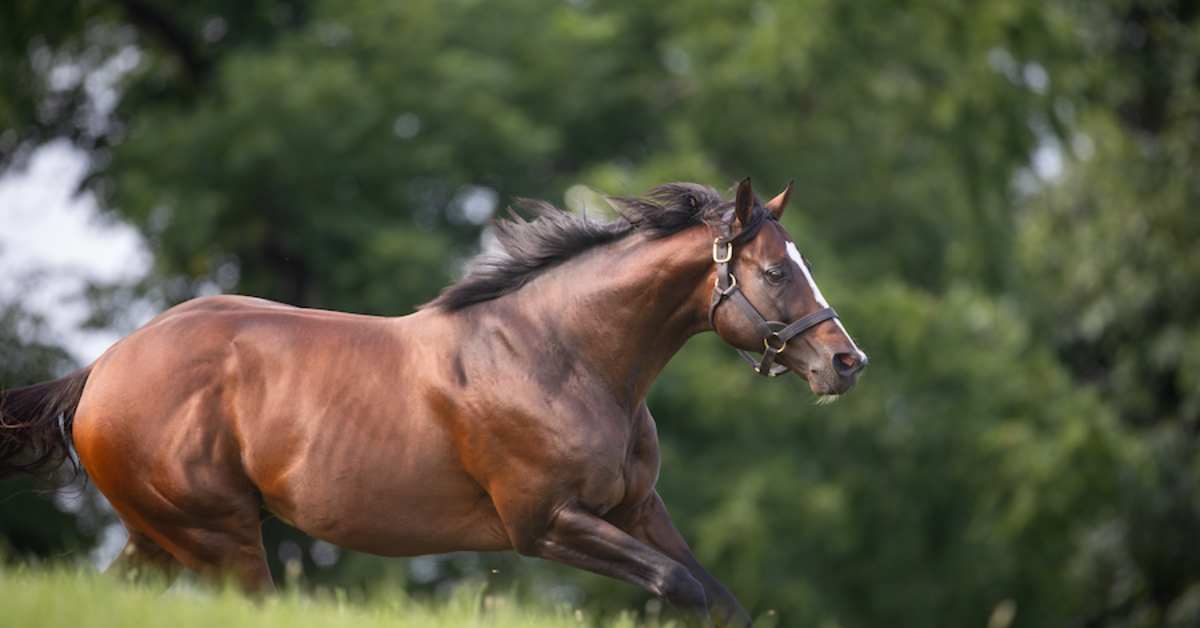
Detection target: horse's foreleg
<box><xmin>522</xmin><ymin>506</ymin><xmax>710</xmax><ymax>619</ymax></box>
<box><xmin>618</xmin><ymin>492</ymin><xmax>752</xmax><ymax>628</ymax></box>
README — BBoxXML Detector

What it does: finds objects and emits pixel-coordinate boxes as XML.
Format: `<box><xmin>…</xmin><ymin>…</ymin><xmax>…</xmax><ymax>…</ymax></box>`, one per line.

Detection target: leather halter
<box><xmin>707</xmin><ymin>212</ymin><xmax>838</xmax><ymax>377</ymax></box>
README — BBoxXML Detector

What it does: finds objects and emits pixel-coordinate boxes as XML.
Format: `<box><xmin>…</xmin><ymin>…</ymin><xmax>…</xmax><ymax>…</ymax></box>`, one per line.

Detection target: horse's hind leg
<box><xmin>76</xmin><ymin>398</ymin><xmax>274</xmax><ymax>590</ymax></box>
<box><xmin>80</xmin><ymin>423</ymin><xmax>275</xmax><ymax>593</ymax></box>
<box><xmin>106</xmin><ymin>530</ymin><xmax>181</xmax><ymax>585</ymax></box>
<box><xmin>124</xmin><ymin>500</ymin><xmax>275</xmax><ymax>594</ymax></box>
<box><xmin>73</xmin><ymin>343</ymin><xmax>275</xmax><ymax>593</ymax></box>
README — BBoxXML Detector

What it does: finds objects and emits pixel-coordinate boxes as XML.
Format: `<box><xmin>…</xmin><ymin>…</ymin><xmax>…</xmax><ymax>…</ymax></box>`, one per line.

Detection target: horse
<box><xmin>0</xmin><ymin>178</ymin><xmax>866</xmax><ymax>626</ymax></box>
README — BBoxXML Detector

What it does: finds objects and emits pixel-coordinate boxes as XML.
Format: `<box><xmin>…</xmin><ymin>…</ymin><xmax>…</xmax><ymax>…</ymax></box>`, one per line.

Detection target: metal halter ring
<box><xmin>712</xmin><ymin>238</ymin><xmax>732</xmax><ymax>263</ymax></box>
<box><xmin>763</xmin><ymin>332</ymin><xmax>788</xmax><ymax>353</ymax></box>
<box><xmin>714</xmin><ymin>273</ymin><xmax>738</xmax><ymax>296</ymax></box>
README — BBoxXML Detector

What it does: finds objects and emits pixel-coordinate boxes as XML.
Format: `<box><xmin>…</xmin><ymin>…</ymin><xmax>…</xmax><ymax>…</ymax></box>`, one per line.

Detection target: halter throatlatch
<box><xmin>707</xmin><ymin>214</ymin><xmax>838</xmax><ymax>377</ymax></box>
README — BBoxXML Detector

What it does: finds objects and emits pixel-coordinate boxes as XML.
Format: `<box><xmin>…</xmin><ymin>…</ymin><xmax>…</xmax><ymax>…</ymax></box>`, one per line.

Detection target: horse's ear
<box><xmin>765</xmin><ymin>180</ymin><xmax>794</xmax><ymax>219</ymax></box>
<box><xmin>734</xmin><ymin>177</ymin><xmax>755</xmax><ymax>226</ymax></box>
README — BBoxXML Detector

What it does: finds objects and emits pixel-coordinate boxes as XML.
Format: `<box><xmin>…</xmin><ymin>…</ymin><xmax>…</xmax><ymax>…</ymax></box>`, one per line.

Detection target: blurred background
<box><xmin>1</xmin><ymin>0</ymin><xmax>1198</xmax><ymax>626</ymax></box>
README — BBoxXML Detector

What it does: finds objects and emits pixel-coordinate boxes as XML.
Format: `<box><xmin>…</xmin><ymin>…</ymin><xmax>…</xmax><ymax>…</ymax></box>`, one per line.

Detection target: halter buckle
<box><xmin>712</xmin><ymin>238</ymin><xmax>732</xmax><ymax>263</ymax></box>
<box><xmin>763</xmin><ymin>332</ymin><xmax>788</xmax><ymax>353</ymax></box>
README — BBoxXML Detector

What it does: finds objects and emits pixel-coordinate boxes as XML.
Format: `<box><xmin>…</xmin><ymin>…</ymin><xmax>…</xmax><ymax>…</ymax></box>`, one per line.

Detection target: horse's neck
<box><xmin>516</xmin><ymin>229</ymin><xmax>713</xmax><ymax>407</ymax></box>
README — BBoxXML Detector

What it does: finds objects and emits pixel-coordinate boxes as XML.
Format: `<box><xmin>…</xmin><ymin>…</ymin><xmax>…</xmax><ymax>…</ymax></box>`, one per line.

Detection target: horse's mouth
<box><xmin>777</xmin><ymin>352</ymin><xmax>862</xmax><ymax>398</ymax></box>
<box><xmin>798</xmin><ymin>368</ymin><xmax>860</xmax><ymax>399</ymax></box>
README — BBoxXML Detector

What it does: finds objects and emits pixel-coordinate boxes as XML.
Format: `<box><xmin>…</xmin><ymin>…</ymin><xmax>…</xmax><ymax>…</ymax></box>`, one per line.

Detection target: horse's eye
<box><xmin>764</xmin><ymin>267</ymin><xmax>787</xmax><ymax>283</ymax></box>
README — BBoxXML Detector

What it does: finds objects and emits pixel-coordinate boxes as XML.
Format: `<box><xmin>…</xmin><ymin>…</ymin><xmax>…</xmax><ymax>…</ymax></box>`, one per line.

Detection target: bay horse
<box><xmin>0</xmin><ymin>179</ymin><xmax>866</xmax><ymax>626</ymax></box>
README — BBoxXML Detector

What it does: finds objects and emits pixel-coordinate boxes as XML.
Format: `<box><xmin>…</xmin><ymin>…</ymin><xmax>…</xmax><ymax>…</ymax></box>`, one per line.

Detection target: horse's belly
<box><xmin>290</xmin><ymin>484</ymin><xmax>511</xmax><ymax>556</ymax></box>
<box><xmin>256</xmin><ymin>439</ymin><xmax>512</xmax><ymax>556</ymax></box>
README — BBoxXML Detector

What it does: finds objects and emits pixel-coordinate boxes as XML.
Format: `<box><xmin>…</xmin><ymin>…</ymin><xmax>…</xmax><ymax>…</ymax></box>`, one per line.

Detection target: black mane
<box><xmin>423</xmin><ymin>182</ymin><xmax>739</xmax><ymax>311</ymax></box>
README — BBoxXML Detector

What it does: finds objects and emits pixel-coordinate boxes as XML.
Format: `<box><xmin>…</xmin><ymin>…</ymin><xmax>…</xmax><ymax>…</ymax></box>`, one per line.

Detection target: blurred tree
<box><xmin>1</xmin><ymin>0</ymin><xmax>1198</xmax><ymax>626</ymax></box>
<box><xmin>0</xmin><ymin>300</ymin><xmax>100</xmax><ymax>562</ymax></box>
<box><xmin>0</xmin><ymin>0</ymin><xmax>317</xmax><ymax>170</ymax></box>
<box><xmin>1018</xmin><ymin>2</ymin><xmax>1200</xmax><ymax>623</ymax></box>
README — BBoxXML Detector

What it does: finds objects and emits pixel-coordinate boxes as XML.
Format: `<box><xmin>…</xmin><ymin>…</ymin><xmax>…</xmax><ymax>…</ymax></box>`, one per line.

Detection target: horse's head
<box><xmin>708</xmin><ymin>178</ymin><xmax>867</xmax><ymax>398</ymax></box>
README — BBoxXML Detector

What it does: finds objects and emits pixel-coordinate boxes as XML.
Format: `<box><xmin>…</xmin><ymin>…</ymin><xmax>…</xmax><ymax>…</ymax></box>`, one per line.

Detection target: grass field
<box><xmin>0</xmin><ymin>566</ymin><xmax>652</xmax><ymax>628</ymax></box>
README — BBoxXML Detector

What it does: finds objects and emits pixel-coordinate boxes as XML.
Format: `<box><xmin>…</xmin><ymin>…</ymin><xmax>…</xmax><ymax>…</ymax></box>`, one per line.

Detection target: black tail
<box><xmin>0</xmin><ymin>367</ymin><xmax>92</xmax><ymax>480</ymax></box>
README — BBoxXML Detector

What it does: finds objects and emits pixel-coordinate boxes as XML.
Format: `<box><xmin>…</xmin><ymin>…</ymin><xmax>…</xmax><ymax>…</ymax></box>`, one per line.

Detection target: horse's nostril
<box><xmin>834</xmin><ymin>352</ymin><xmax>865</xmax><ymax>376</ymax></box>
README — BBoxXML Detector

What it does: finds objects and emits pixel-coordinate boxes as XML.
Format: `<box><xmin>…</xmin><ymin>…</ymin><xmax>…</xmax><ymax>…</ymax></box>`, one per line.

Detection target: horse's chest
<box><xmin>462</xmin><ymin>387</ymin><xmax>658</xmax><ymax>516</ymax></box>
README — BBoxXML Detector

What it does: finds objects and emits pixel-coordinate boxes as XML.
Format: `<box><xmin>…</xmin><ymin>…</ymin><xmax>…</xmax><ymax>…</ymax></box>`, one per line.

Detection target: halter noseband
<box><xmin>707</xmin><ymin>212</ymin><xmax>838</xmax><ymax>377</ymax></box>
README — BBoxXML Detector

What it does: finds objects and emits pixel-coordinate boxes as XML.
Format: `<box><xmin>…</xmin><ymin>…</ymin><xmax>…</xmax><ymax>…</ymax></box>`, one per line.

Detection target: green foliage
<box><xmin>2</xmin><ymin>0</ymin><xmax>1198</xmax><ymax>626</ymax></box>
<box><xmin>1015</xmin><ymin>7</ymin><xmax>1200</xmax><ymax>618</ymax></box>
<box><xmin>0</xmin><ymin>301</ymin><xmax>98</xmax><ymax>562</ymax></box>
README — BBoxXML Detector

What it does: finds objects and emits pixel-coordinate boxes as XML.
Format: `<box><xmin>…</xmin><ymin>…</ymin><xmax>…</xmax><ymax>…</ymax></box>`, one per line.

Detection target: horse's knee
<box><xmin>653</xmin><ymin>563</ymin><xmax>708</xmax><ymax>612</ymax></box>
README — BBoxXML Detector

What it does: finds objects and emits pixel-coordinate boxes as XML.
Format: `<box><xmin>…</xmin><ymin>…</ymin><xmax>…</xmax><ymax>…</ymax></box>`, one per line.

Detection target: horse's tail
<box><xmin>0</xmin><ymin>367</ymin><xmax>92</xmax><ymax>480</ymax></box>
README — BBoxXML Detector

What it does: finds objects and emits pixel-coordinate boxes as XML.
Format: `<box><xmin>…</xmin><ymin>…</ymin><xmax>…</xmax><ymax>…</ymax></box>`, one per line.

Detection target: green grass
<box><xmin>0</xmin><ymin>566</ymin><xmax>649</xmax><ymax>628</ymax></box>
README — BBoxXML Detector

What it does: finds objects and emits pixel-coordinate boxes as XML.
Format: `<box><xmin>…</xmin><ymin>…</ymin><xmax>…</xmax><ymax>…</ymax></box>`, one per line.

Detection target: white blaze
<box><xmin>786</xmin><ymin>241</ymin><xmax>829</xmax><ymax>307</ymax></box>
<box><xmin>786</xmin><ymin>240</ymin><xmax>862</xmax><ymax>350</ymax></box>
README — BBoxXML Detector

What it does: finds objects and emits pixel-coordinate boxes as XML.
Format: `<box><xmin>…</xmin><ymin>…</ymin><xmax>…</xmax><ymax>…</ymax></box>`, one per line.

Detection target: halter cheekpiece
<box><xmin>707</xmin><ymin>211</ymin><xmax>838</xmax><ymax>377</ymax></box>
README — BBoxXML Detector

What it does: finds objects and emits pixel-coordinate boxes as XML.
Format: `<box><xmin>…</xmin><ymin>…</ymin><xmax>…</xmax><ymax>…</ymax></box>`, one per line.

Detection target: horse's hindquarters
<box><xmin>74</xmin><ymin>295</ymin><xmax>512</xmax><ymax>568</ymax></box>
<box><xmin>73</xmin><ymin>310</ymin><xmax>273</xmax><ymax>585</ymax></box>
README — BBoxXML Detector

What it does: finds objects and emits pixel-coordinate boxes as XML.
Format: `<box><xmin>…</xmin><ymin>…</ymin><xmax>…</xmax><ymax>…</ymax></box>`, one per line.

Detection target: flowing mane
<box><xmin>423</xmin><ymin>182</ymin><xmax>749</xmax><ymax>311</ymax></box>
